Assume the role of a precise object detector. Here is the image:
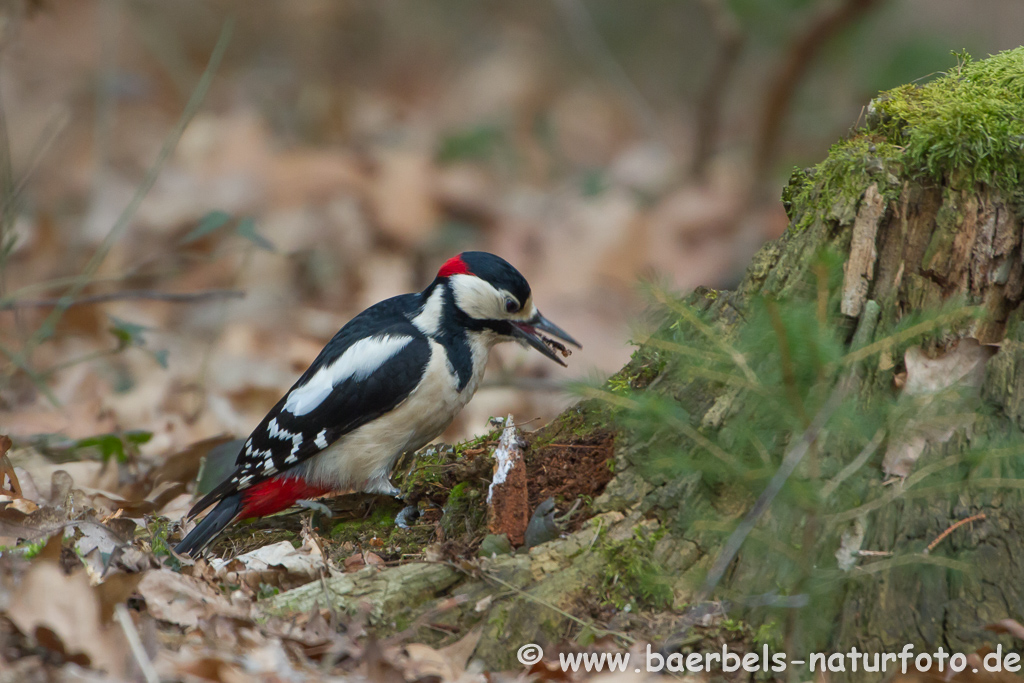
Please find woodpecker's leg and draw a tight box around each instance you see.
[364,472,402,498]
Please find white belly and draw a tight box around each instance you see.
[299,337,489,491]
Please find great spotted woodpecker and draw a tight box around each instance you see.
[174,252,579,554]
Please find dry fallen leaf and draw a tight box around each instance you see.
[138,568,248,628]
[986,618,1024,641]
[367,149,439,249]
[6,561,129,674]
[883,339,997,478]
[210,540,333,590]
[344,550,385,572]
[0,435,22,498]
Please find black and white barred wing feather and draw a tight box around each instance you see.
[187,314,429,519]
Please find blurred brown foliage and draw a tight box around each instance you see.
[0,0,1021,457]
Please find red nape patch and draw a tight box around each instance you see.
[437,254,471,278]
[238,477,334,519]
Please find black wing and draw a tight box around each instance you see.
[188,295,430,517]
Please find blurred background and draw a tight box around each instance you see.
[1,0,1022,453]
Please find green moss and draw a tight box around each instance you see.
[528,401,599,451]
[399,445,455,499]
[330,502,398,542]
[440,481,486,538]
[871,49,1024,197]
[599,527,673,610]
[607,352,665,396]
[786,136,903,233]
[785,48,1024,235]
[12,538,48,559]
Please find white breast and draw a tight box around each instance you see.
[300,336,491,492]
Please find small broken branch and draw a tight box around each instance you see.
[114,603,160,683]
[1,288,244,311]
[925,513,986,554]
[486,416,529,547]
[0,434,21,498]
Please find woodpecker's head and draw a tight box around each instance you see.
[434,252,580,365]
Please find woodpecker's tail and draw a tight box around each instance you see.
[174,493,243,556]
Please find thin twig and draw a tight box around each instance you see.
[587,518,604,552]
[854,553,971,575]
[551,0,664,143]
[925,513,986,554]
[650,287,760,385]
[477,566,635,644]
[114,603,159,683]
[12,19,235,392]
[1,288,244,310]
[820,428,884,499]
[0,110,68,225]
[663,377,852,651]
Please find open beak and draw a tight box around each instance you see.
[511,311,581,366]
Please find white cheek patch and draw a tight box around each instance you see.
[449,274,504,320]
[284,335,413,416]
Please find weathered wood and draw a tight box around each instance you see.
[841,183,885,317]
[264,561,461,619]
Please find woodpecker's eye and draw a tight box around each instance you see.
[505,298,520,314]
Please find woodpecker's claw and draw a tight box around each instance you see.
[296,499,334,517]
[511,311,581,366]
[365,475,402,498]
[395,505,420,529]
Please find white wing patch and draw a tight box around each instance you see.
[283,334,414,416]
[449,273,504,320]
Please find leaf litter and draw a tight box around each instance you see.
[0,430,537,682]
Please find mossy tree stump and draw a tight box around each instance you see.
[269,48,1024,676]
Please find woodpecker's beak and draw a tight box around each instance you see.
[511,312,581,366]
